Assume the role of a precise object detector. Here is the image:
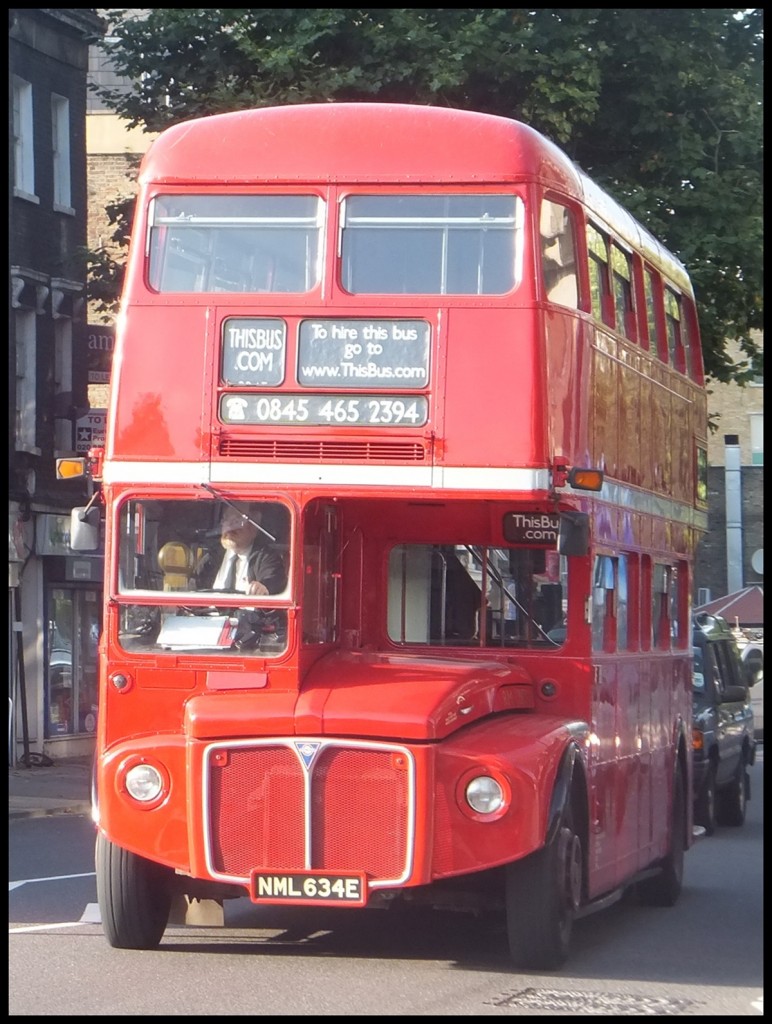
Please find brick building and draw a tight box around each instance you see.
[694,335,764,605]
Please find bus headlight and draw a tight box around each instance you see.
[125,763,164,803]
[465,775,505,814]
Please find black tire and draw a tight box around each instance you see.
[505,802,583,970]
[715,760,748,828]
[96,832,173,949]
[636,767,685,907]
[693,764,717,835]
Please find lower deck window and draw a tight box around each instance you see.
[387,543,566,648]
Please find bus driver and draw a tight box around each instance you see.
[203,503,286,596]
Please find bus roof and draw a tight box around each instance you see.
[139,103,580,189]
[139,102,690,292]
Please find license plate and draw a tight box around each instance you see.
[250,870,366,906]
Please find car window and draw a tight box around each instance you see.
[692,646,705,691]
[714,640,743,695]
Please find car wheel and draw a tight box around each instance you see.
[505,801,582,970]
[715,761,748,828]
[636,766,686,907]
[96,833,173,949]
[693,764,717,835]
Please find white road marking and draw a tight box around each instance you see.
[10,920,91,934]
[9,871,95,891]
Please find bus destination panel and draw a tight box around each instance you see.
[221,317,430,388]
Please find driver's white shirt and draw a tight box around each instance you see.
[213,551,250,593]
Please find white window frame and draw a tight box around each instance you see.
[51,94,72,211]
[12,77,37,200]
[15,310,40,454]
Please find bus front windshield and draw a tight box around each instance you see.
[116,497,290,658]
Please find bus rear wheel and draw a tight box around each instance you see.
[96,833,173,949]
[505,803,582,970]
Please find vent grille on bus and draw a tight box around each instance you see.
[218,437,426,462]
[206,742,412,884]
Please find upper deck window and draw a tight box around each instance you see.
[540,199,578,308]
[610,244,635,339]
[664,287,685,373]
[643,266,662,356]
[340,194,523,295]
[586,224,612,326]
[147,195,323,293]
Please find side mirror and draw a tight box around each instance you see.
[558,511,590,557]
[721,684,749,704]
[70,507,100,551]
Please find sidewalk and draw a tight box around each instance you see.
[8,755,92,819]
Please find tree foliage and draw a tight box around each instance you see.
[92,8,763,382]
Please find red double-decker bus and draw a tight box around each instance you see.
[63,103,708,968]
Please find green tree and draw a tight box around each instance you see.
[92,8,762,382]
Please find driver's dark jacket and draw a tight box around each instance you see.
[197,542,286,595]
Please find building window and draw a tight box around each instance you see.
[54,319,74,452]
[46,586,101,738]
[51,94,72,209]
[12,77,36,198]
[750,413,763,466]
[15,310,39,454]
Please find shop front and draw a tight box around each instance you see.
[10,507,103,764]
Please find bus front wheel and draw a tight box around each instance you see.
[505,802,582,970]
[96,832,173,949]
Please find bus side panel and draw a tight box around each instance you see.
[109,305,213,463]
[442,307,545,470]
[591,330,619,482]
[542,309,592,470]
[430,716,577,880]
[97,735,191,871]
[670,378,694,505]
[616,344,643,487]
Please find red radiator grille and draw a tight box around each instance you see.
[206,742,412,882]
[208,747,305,876]
[218,437,426,462]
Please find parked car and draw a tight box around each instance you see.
[741,641,764,741]
[691,614,757,835]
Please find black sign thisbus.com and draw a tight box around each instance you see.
[220,318,431,427]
